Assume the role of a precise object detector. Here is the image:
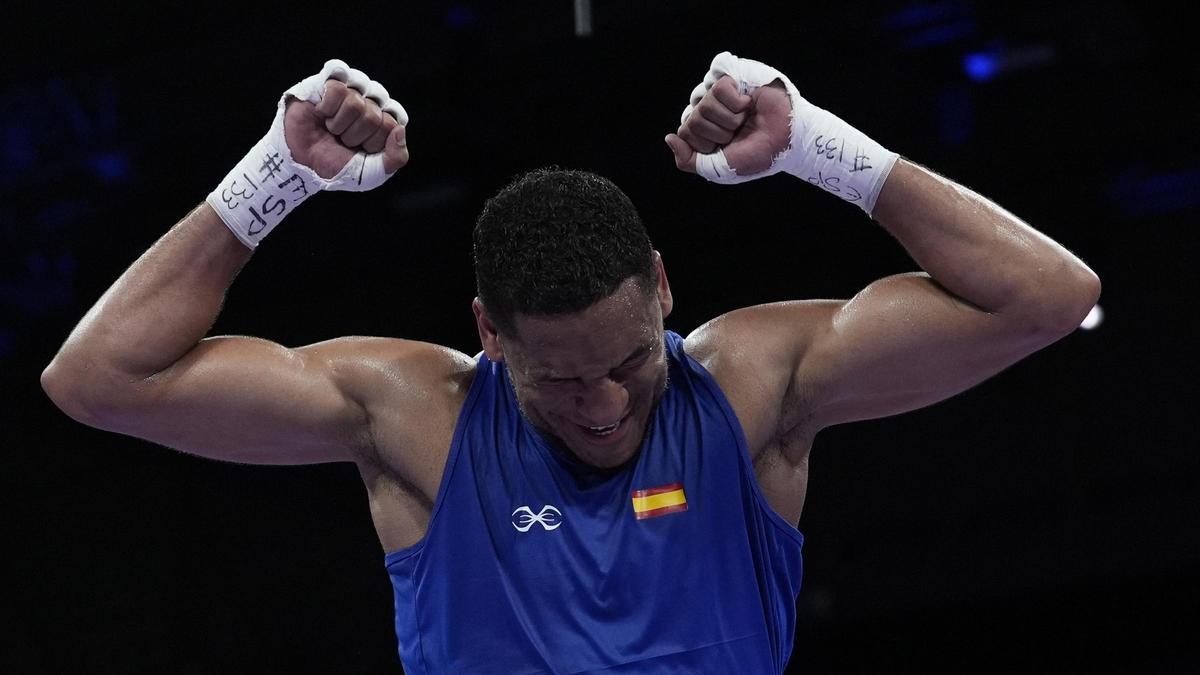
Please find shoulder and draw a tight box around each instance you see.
[299,336,476,392]
[682,300,843,450]
[304,336,478,493]
[682,300,841,375]
[300,336,477,443]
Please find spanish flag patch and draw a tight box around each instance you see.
[631,482,688,520]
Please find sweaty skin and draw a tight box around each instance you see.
[43,68,1099,556]
[473,265,673,471]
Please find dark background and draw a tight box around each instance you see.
[4,1,1198,673]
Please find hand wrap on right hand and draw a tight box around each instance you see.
[207,59,408,249]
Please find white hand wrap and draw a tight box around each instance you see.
[206,59,409,249]
[682,51,899,215]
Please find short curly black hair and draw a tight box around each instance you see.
[473,168,656,338]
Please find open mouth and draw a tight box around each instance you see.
[579,411,632,438]
[585,421,620,436]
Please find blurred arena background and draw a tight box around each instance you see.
[3,1,1197,672]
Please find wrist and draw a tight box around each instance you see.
[206,59,409,250]
[778,102,899,216]
[206,124,323,249]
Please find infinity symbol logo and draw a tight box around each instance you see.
[511,505,564,532]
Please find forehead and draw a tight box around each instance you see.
[508,280,660,372]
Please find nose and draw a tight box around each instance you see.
[576,378,629,426]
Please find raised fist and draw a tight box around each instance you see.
[206,60,412,248]
[285,79,408,179]
[666,75,791,177]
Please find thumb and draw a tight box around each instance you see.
[664,133,696,173]
[383,124,409,174]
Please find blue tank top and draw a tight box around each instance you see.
[385,330,805,673]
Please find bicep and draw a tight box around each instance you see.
[99,336,376,465]
[798,272,1060,430]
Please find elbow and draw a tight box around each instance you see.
[1037,264,1102,337]
[41,359,91,424]
[1061,264,1102,333]
[1081,266,1102,312]
[41,358,115,428]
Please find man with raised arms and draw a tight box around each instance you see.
[43,53,1099,673]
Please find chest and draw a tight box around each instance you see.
[393,434,783,673]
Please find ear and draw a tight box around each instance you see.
[653,250,674,319]
[472,298,506,362]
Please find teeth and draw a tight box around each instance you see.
[587,421,620,435]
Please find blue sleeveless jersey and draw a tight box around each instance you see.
[385,330,805,673]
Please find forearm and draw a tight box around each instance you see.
[871,159,1100,328]
[43,203,252,401]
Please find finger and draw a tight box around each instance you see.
[340,105,384,148]
[324,91,368,136]
[361,115,395,154]
[664,133,696,173]
[685,115,735,147]
[711,76,753,114]
[677,124,717,155]
[315,80,352,118]
[696,97,746,131]
[382,124,409,174]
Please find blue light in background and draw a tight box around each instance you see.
[963,51,1001,82]
[1,77,126,362]
[882,1,972,30]
[963,44,1057,83]
[882,2,978,51]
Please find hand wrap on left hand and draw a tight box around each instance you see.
[682,51,899,215]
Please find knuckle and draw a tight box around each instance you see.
[698,105,723,126]
[324,83,348,104]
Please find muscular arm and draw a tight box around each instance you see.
[674,61,1100,458]
[793,159,1100,432]
[41,203,374,463]
[41,69,425,466]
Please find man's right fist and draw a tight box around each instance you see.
[286,79,409,179]
[207,60,410,249]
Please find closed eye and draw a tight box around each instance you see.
[618,355,647,372]
[535,344,656,385]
